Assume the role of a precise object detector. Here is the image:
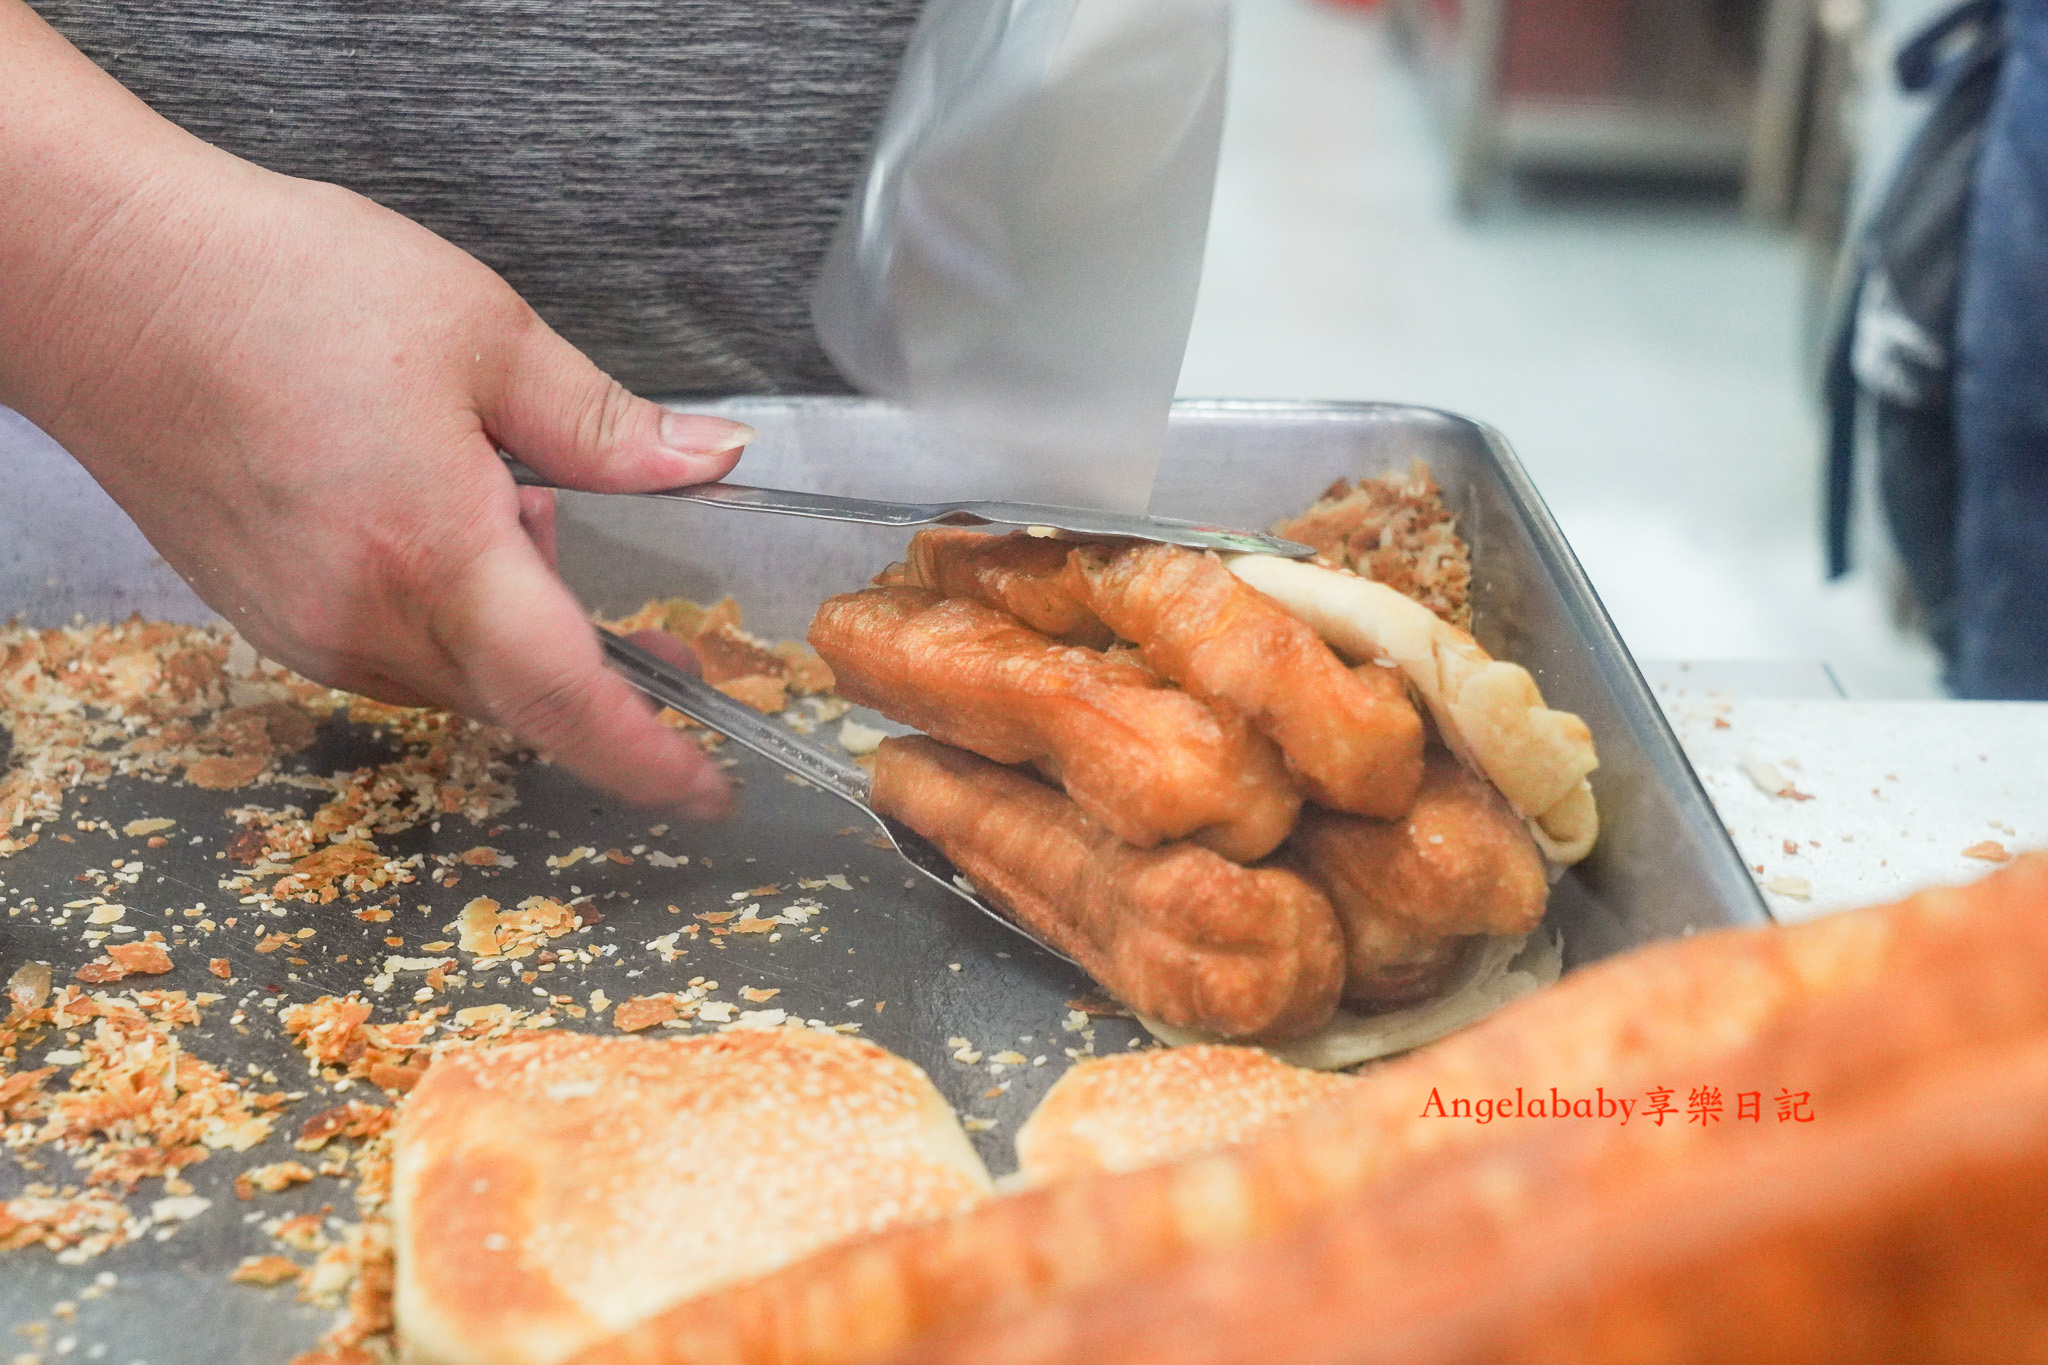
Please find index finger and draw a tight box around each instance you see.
[430,529,734,818]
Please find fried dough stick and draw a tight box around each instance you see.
[563,856,2048,1365]
[1290,750,1549,1007]
[1300,903,1468,1010]
[810,587,1300,862]
[885,532,1426,819]
[1072,543,1425,819]
[880,528,1112,649]
[1229,554,1599,863]
[870,737,1344,1041]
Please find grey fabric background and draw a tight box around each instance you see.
[32,0,922,395]
[9,2,921,624]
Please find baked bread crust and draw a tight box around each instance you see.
[393,1030,990,1365]
[1014,1045,1354,1185]
[890,865,2048,1365]
[1271,464,1474,630]
[898,1024,2048,1365]
[563,855,2048,1365]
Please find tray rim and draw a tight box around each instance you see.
[686,392,1771,931]
[1156,396,1772,930]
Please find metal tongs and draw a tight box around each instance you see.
[599,629,1075,961]
[506,461,1317,559]
[561,459,1314,957]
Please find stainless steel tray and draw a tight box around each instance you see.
[0,397,1763,1362]
[554,397,1769,964]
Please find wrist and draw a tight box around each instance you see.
[0,1,258,439]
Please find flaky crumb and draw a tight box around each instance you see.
[230,1254,305,1287]
[2,988,283,1198]
[1273,462,1472,627]
[235,1160,317,1200]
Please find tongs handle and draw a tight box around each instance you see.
[598,631,873,809]
[507,458,1315,558]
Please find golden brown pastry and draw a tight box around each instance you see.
[1289,750,1548,1007]
[392,1030,991,1365]
[1014,1046,1356,1185]
[1317,914,1471,1011]
[1069,542,1424,820]
[1294,750,1548,938]
[879,531,1427,820]
[563,855,2048,1365]
[871,737,1343,1041]
[811,586,1300,861]
[879,528,1112,649]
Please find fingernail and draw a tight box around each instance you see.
[658,412,755,458]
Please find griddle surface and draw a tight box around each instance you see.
[0,719,1136,1360]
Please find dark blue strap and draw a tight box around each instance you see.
[1822,271,1863,580]
[1898,0,2002,91]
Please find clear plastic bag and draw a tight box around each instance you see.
[813,0,1230,511]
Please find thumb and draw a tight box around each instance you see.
[485,316,753,492]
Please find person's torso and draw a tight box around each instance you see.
[37,0,922,394]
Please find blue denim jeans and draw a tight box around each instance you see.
[1954,0,2048,696]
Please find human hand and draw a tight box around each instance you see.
[0,30,747,815]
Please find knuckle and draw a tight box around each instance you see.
[465,287,545,384]
[488,285,546,341]
[564,372,645,459]
[490,665,607,750]
[364,486,503,604]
